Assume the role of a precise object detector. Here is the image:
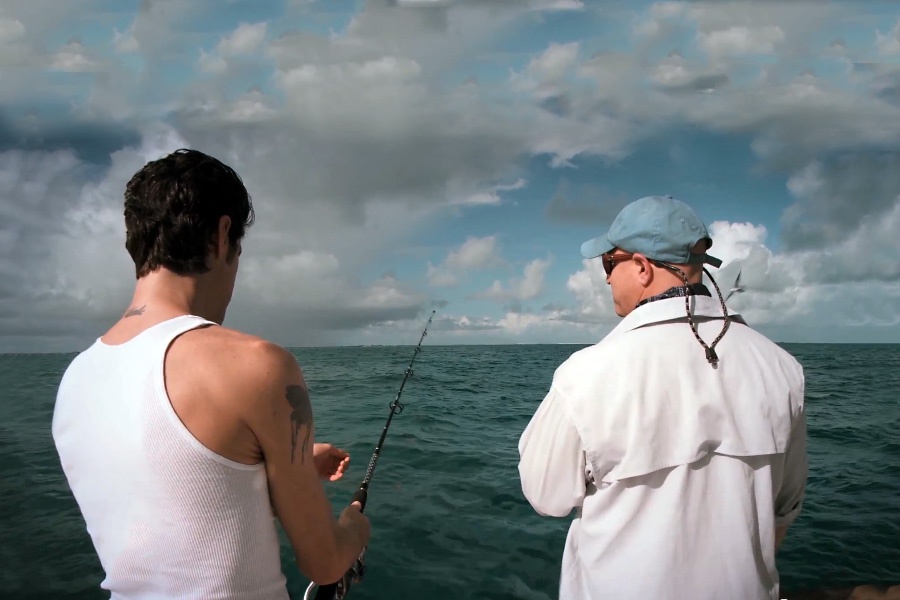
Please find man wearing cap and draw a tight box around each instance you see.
[517,196,808,600]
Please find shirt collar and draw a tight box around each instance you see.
[634,283,711,308]
[603,295,745,340]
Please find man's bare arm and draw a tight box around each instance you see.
[775,525,788,552]
[286,384,313,465]
[243,342,369,584]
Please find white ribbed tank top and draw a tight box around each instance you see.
[52,315,290,600]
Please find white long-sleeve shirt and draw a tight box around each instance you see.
[518,295,807,600]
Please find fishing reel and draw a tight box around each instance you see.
[334,550,366,600]
[303,549,366,600]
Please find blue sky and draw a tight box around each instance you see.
[2,0,900,352]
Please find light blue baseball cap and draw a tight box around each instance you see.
[580,195,722,267]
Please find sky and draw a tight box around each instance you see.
[2,0,900,352]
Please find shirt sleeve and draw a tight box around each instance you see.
[517,385,586,518]
[775,408,808,528]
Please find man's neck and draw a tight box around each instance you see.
[637,273,703,305]
[126,269,223,325]
[635,282,711,308]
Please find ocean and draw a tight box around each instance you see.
[1,343,898,599]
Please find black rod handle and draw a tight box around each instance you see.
[351,487,368,512]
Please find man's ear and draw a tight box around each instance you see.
[214,215,232,258]
[634,254,654,287]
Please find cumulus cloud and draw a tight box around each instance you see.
[219,22,267,56]
[698,24,785,57]
[782,154,900,251]
[50,40,102,72]
[0,125,430,351]
[455,178,527,206]
[516,42,580,98]
[427,236,503,287]
[876,20,900,56]
[476,257,552,302]
[3,0,900,349]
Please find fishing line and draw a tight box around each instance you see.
[304,310,436,600]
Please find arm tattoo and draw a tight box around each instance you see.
[286,384,313,464]
[124,305,146,318]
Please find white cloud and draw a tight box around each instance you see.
[528,42,580,84]
[426,265,459,288]
[876,20,900,55]
[196,22,268,74]
[427,236,503,287]
[49,41,101,72]
[496,311,547,334]
[478,257,552,302]
[3,0,900,347]
[537,0,584,10]
[698,25,785,57]
[112,26,139,53]
[198,49,228,74]
[456,178,527,206]
[0,17,25,45]
[563,258,617,324]
[0,122,437,350]
[218,22,267,56]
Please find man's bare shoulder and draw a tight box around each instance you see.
[170,325,303,395]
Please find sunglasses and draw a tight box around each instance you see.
[601,252,634,276]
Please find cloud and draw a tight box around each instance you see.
[520,42,580,96]
[49,40,102,72]
[3,0,900,349]
[876,20,900,56]
[526,1,900,177]
[545,180,630,224]
[476,257,552,302]
[0,17,25,48]
[558,258,618,325]
[198,22,269,74]
[697,211,900,328]
[782,154,900,251]
[455,178,527,206]
[427,236,503,287]
[431,314,500,332]
[219,22,267,56]
[649,53,730,93]
[698,25,785,57]
[112,26,139,53]
[0,125,433,352]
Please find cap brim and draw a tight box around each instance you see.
[581,236,614,259]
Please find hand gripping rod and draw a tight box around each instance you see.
[305,310,436,600]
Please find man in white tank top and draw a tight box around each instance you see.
[52,149,370,599]
[517,196,808,600]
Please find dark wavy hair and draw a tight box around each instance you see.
[123,149,255,278]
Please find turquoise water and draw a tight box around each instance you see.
[1,344,898,599]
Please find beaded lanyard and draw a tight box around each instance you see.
[651,261,731,367]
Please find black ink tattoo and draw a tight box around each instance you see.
[124,305,146,318]
[286,385,313,464]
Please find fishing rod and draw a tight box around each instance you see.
[304,310,436,600]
